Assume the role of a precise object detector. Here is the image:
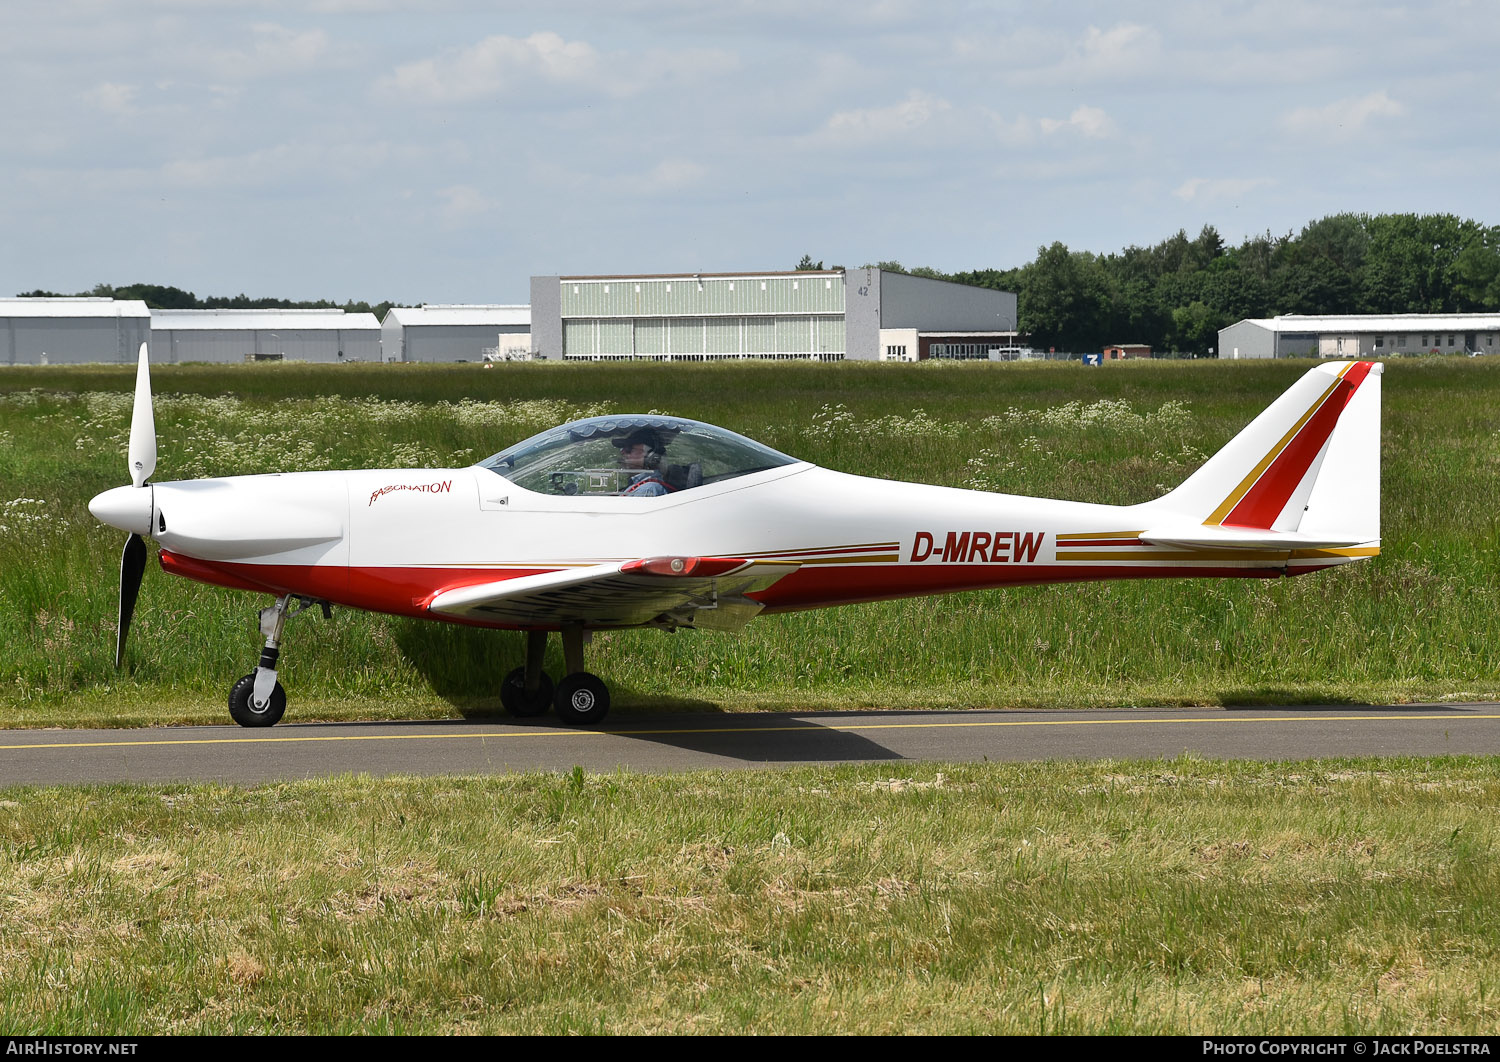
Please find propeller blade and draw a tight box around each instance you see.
[116,532,147,669]
[128,342,156,488]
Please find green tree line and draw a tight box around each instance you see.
[838,212,1500,354]
[15,282,399,323]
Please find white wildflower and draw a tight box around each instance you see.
[0,498,48,537]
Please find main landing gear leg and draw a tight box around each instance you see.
[227,595,328,728]
[501,629,554,717]
[554,622,610,726]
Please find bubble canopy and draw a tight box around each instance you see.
[477,415,801,497]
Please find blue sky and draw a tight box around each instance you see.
[2,0,1495,304]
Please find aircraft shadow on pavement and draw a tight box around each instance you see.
[585,713,905,764]
[393,619,739,717]
[284,711,904,764]
[1218,695,1479,712]
[1215,689,1376,707]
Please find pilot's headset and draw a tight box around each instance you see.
[614,428,665,469]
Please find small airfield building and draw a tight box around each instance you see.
[2,298,151,365]
[529,269,1018,362]
[1219,314,1500,359]
[150,309,380,363]
[380,305,532,363]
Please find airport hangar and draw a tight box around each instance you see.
[0,300,379,364]
[380,305,532,363]
[1219,313,1500,359]
[1,298,151,365]
[529,269,1019,362]
[150,309,380,363]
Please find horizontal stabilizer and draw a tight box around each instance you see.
[1140,524,1371,551]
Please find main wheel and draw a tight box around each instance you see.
[553,672,610,726]
[228,673,286,728]
[500,666,554,717]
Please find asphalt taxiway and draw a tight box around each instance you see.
[2,705,1499,786]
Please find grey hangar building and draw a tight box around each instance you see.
[379,304,532,363]
[1,300,378,365]
[1218,314,1500,359]
[529,269,1018,362]
[151,309,380,363]
[2,298,151,365]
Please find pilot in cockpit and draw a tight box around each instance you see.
[612,428,671,497]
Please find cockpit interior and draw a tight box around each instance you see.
[477,415,800,497]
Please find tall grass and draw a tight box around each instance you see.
[2,358,1496,724]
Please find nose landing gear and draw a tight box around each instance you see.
[227,594,329,728]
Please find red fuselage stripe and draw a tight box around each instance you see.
[161,551,1319,628]
[1222,360,1373,529]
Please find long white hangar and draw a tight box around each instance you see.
[1,298,151,365]
[1219,314,1500,359]
[528,270,1018,362]
[150,309,380,363]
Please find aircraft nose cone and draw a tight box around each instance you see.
[89,485,154,535]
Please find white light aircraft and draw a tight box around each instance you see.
[89,346,1381,728]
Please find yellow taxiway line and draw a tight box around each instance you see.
[4,712,1500,752]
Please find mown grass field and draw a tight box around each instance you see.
[3,758,1499,1034]
[2,356,1497,726]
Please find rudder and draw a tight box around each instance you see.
[1152,361,1381,543]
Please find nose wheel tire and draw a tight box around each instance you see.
[553,672,610,726]
[500,666,555,718]
[228,673,286,728]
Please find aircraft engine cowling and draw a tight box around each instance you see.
[151,473,348,563]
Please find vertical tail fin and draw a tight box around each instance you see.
[1145,361,1381,549]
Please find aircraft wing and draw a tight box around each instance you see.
[425,557,800,632]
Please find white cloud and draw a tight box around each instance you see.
[384,32,598,102]
[1040,105,1114,139]
[1282,91,1406,140]
[378,31,736,104]
[435,184,496,228]
[823,90,952,141]
[981,110,1036,146]
[155,139,418,190]
[630,158,707,193]
[162,145,298,189]
[1173,177,1274,202]
[1077,23,1155,64]
[203,23,333,79]
[83,82,138,115]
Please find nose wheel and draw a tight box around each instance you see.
[229,673,286,727]
[500,625,611,725]
[226,594,327,728]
